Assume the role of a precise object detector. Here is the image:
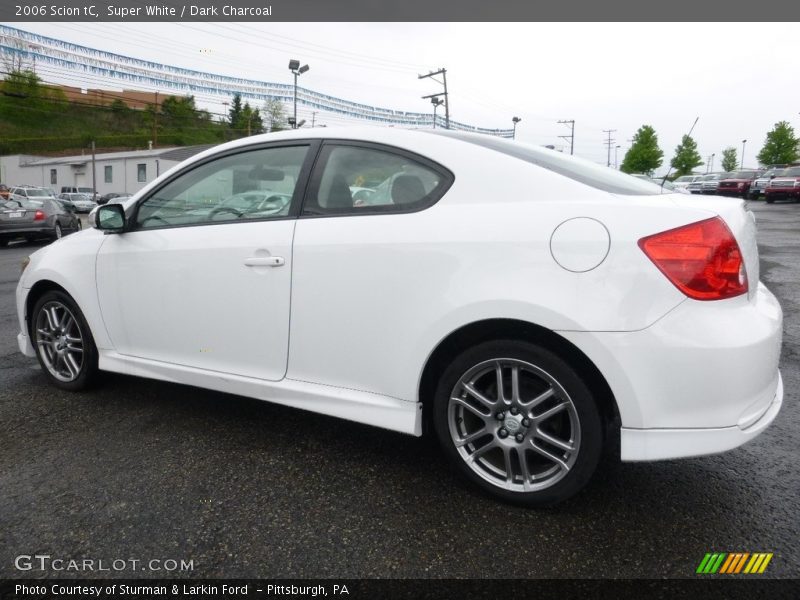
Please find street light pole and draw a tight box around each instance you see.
[741,139,747,169]
[615,145,620,169]
[512,116,521,139]
[288,59,310,129]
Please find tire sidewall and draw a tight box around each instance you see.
[433,339,603,507]
[31,290,98,391]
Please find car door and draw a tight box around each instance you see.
[96,142,315,381]
[289,141,454,395]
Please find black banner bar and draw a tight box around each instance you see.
[2,579,799,600]
[2,0,799,22]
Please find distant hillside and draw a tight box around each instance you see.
[0,70,249,155]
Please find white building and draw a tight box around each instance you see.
[0,145,213,195]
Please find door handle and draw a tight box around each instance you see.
[244,256,285,267]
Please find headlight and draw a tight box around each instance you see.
[793,181,800,188]
[21,256,30,274]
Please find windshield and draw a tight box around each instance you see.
[777,167,800,177]
[3,199,41,209]
[24,188,51,197]
[431,131,666,195]
[728,171,758,179]
[674,175,694,182]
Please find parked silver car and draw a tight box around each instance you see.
[750,169,782,200]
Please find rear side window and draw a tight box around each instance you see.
[303,143,453,215]
[432,131,666,195]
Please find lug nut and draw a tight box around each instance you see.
[496,411,505,420]
[498,428,509,438]
[515,433,524,442]
[521,418,530,427]
[510,406,519,415]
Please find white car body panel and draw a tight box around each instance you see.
[16,127,783,461]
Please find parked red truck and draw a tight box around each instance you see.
[717,170,762,198]
[765,166,800,203]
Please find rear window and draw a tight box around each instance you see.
[431,131,665,195]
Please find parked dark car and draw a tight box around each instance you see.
[98,192,129,205]
[0,197,81,247]
[717,170,763,198]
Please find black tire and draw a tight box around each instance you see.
[54,223,63,241]
[0,238,8,247]
[433,340,603,507]
[766,197,774,204]
[30,290,99,391]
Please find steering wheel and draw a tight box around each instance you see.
[208,206,244,219]
[140,215,169,227]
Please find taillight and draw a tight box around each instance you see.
[638,217,747,301]
[33,210,45,221]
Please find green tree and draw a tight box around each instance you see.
[756,121,799,166]
[228,93,243,129]
[160,95,200,131]
[620,125,664,174]
[670,134,704,177]
[263,98,288,132]
[720,147,738,172]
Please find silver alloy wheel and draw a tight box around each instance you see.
[55,223,62,239]
[34,300,84,382]
[448,358,581,492]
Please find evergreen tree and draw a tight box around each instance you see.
[228,93,243,129]
[620,125,664,174]
[670,135,704,177]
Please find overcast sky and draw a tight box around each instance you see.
[12,22,800,171]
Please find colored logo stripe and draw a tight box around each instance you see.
[697,552,773,574]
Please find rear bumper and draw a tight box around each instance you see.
[0,225,54,237]
[620,372,783,460]
[560,282,783,461]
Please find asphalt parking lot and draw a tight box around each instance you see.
[0,201,798,579]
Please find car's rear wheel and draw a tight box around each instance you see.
[54,223,63,240]
[766,197,774,204]
[433,340,603,506]
[31,290,98,391]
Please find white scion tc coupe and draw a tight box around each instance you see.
[16,128,783,505]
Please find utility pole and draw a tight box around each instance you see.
[419,68,449,129]
[558,119,575,155]
[615,145,621,169]
[603,129,617,167]
[312,111,317,128]
[91,140,96,200]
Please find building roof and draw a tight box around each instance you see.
[20,145,214,167]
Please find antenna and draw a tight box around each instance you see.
[661,117,699,192]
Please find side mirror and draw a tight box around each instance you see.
[90,203,126,233]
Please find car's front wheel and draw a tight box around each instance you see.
[31,290,99,391]
[433,340,603,506]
